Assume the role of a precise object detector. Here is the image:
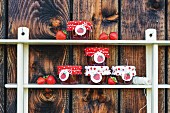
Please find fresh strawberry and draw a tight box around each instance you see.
[93,74,100,80]
[109,32,118,40]
[46,75,56,84]
[37,77,46,84]
[56,30,67,40]
[99,32,108,40]
[108,77,117,85]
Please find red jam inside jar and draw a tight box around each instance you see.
[57,66,82,84]
[84,47,109,66]
[111,66,136,84]
[67,21,92,40]
[85,66,111,84]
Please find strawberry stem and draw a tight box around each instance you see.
[63,30,67,35]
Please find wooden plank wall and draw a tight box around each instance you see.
[0,0,169,113]
[0,0,5,113]
[72,0,118,113]
[121,0,165,113]
[168,0,170,113]
[8,0,71,113]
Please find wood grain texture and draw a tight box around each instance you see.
[168,1,170,112]
[168,47,170,112]
[6,46,17,113]
[0,0,5,112]
[8,0,70,39]
[72,0,118,113]
[0,47,4,113]
[121,0,165,113]
[29,46,70,113]
[8,0,70,113]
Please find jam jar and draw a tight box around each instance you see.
[111,66,136,84]
[67,21,92,40]
[84,47,109,66]
[57,66,82,84]
[85,66,111,84]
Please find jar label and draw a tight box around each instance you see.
[59,70,69,81]
[94,52,105,64]
[75,25,86,36]
[121,72,133,81]
[90,72,102,83]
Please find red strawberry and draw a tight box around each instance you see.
[46,75,56,84]
[93,74,100,80]
[37,77,46,84]
[77,28,84,33]
[97,56,103,62]
[61,73,66,79]
[109,32,118,40]
[56,30,67,40]
[124,73,131,80]
[108,77,117,85]
[99,32,108,40]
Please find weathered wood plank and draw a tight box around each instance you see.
[0,47,4,113]
[72,0,118,113]
[6,46,17,113]
[0,0,5,113]
[29,45,70,113]
[8,0,70,113]
[121,0,165,113]
[168,47,170,112]
[167,0,170,112]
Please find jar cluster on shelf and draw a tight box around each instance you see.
[49,47,138,85]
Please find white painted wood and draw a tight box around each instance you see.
[18,27,29,113]
[23,84,152,88]
[158,84,170,88]
[152,44,158,113]
[145,29,157,41]
[2,39,170,45]
[0,39,20,44]
[5,84,17,88]
[17,43,24,113]
[5,84,152,88]
[23,44,29,113]
[146,45,153,113]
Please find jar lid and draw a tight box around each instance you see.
[57,66,82,75]
[84,47,109,57]
[111,66,136,81]
[67,21,92,31]
[84,66,111,76]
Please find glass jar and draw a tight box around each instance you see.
[67,21,92,40]
[111,66,136,84]
[85,66,111,84]
[84,47,109,66]
[57,66,82,84]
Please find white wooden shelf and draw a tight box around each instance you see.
[5,84,152,89]
[7,83,170,89]
[1,39,170,45]
[0,28,165,113]
[158,84,170,88]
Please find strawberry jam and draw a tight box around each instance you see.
[57,66,82,84]
[84,47,109,66]
[111,66,136,84]
[85,66,111,84]
[67,21,92,40]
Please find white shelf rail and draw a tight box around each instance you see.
[5,84,152,89]
[1,39,170,45]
